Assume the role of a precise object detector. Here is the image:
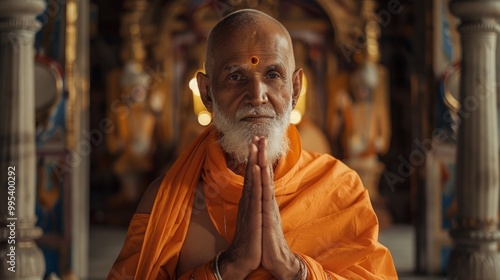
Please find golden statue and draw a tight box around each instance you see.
[344,64,390,161]
[106,0,157,204]
[342,0,391,207]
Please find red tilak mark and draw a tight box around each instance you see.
[251,56,259,65]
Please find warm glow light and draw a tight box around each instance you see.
[190,70,208,116]
[290,109,302,124]
[198,111,212,126]
[189,77,200,96]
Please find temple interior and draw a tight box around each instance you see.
[1,0,500,279]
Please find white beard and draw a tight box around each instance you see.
[212,101,291,164]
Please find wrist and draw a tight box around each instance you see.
[293,254,308,280]
[269,252,304,280]
[217,251,250,280]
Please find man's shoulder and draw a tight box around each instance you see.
[299,149,353,174]
[294,150,370,213]
[298,150,364,192]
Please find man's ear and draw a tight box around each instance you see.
[197,71,213,112]
[291,68,303,108]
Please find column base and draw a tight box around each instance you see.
[448,229,500,279]
[0,240,45,279]
[448,248,500,280]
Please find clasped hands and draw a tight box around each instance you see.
[218,136,304,280]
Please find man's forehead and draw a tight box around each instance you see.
[206,14,295,75]
[213,34,293,67]
[228,29,290,47]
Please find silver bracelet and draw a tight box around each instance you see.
[212,250,224,280]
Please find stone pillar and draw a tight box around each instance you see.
[448,1,500,279]
[65,0,90,277]
[0,0,46,279]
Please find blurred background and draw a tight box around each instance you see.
[3,0,496,279]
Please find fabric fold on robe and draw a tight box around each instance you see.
[108,124,398,280]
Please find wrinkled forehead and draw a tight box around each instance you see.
[213,27,294,68]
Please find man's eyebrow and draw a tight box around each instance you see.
[223,65,246,73]
[265,63,286,71]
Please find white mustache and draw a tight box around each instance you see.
[235,106,276,119]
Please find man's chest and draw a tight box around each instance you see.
[176,182,229,277]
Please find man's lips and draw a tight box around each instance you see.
[240,116,274,122]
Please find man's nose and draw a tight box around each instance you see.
[245,78,268,107]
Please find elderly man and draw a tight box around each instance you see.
[109,9,397,280]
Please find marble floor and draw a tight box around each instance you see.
[89,224,445,280]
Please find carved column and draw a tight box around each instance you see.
[448,1,500,279]
[0,0,46,279]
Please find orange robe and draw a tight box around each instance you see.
[108,125,397,279]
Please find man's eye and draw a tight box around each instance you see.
[228,74,244,81]
[267,72,281,79]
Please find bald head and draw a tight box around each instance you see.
[204,9,295,77]
[196,9,303,164]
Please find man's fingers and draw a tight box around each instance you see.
[252,165,262,199]
[238,141,258,218]
[257,137,268,168]
[241,136,261,210]
[228,142,263,276]
[257,138,293,277]
[258,138,274,203]
[244,141,258,188]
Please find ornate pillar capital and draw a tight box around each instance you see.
[457,20,500,34]
[0,0,45,31]
[0,0,46,17]
[450,0,500,19]
[0,18,41,32]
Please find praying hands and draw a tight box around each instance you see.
[218,136,306,280]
